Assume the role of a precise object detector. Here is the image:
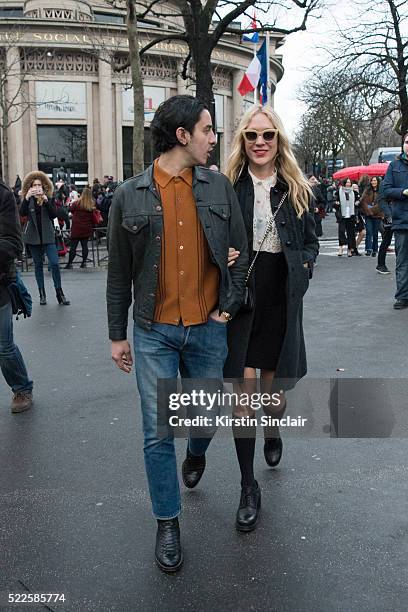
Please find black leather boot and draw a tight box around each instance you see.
[264,436,283,467]
[155,518,183,573]
[182,448,206,488]
[236,481,261,532]
[56,288,70,305]
[39,288,46,305]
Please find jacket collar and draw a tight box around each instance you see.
[135,162,210,190]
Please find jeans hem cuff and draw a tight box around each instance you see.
[153,509,181,520]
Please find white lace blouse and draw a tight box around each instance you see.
[249,168,282,253]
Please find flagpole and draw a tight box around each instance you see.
[266,31,271,106]
[253,40,257,105]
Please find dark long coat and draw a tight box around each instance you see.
[223,170,319,390]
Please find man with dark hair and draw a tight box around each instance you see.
[381,132,408,308]
[107,95,248,572]
[0,180,33,412]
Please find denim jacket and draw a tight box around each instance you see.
[107,164,249,340]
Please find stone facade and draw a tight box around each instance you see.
[0,0,284,184]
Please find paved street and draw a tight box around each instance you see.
[1,235,407,612]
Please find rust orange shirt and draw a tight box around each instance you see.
[153,160,219,326]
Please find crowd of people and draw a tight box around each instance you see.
[9,173,120,302]
[305,172,395,275]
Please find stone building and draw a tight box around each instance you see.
[0,0,284,185]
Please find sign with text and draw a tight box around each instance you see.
[122,86,166,123]
[36,82,87,119]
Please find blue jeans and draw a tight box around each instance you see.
[394,230,408,301]
[365,218,381,253]
[0,301,33,394]
[133,319,228,519]
[30,243,61,290]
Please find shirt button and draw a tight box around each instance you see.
[153,264,158,269]
[132,225,138,230]
[179,221,183,226]
[156,205,162,211]
[286,241,291,246]
[179,245,184,250]
[174,318,178,323]
[156,236,161,241]
[180,271,184,275]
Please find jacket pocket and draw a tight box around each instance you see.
[121,214,149,234]
[209,205,230,220]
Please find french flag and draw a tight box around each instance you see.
[238,40,267,101]
[242,13,259,43]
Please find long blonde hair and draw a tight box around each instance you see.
[78,187,95,211]
[226,106,311,217]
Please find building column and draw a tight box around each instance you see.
[98,57,114,178]
[232,69,244,131]
[86,82,95,182]
[27,80,38,173]
[5,47,25,185]
[115,83,123,181]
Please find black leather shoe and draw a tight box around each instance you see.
[182,448,206,488]
[393,300,408,310]
[155,518,183,573]
[236,481,261,532]
[264,436,283,467]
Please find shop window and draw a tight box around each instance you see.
[37,125,88,185]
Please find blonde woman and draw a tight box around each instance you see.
[224,105,319,532]
[65,187,95,269]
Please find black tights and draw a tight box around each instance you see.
[233,381,286,487]
[68,238,89,263]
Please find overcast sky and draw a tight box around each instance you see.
[273,0,353,139]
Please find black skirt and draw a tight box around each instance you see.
[245,251,287,371]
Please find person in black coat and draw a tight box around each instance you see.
[0,180,34,413]
[224,105,319,532]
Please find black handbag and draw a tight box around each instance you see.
[240,284,255,314]
[240,192,287,314]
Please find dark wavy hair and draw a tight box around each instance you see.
[150,95,209,153]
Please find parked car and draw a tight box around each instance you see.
[369,147,400,165]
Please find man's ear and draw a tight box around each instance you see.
[175,127,190,147]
